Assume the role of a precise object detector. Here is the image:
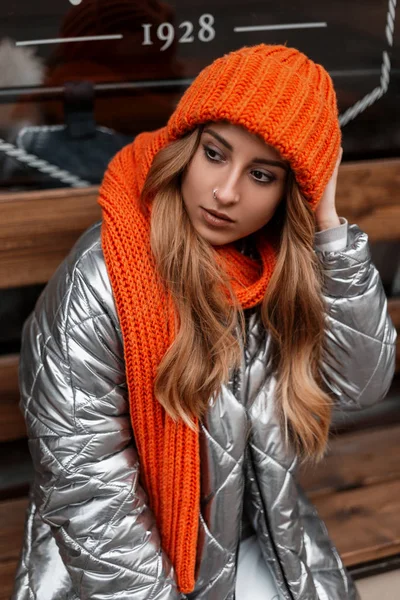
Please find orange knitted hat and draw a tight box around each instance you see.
[99,44,341,594]
[168,43,341,207]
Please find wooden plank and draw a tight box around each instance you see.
[335,159,400,243]
[336,159,400,214]
[300,424,400,567]
[0,498,26,596]
[0,159,398,289]
[313,478,400,567]
[0,559,19,600]
[0,355,25,442]
[348,205,400,244]
[389,297,400,329]
[0,497,27,563]
[299,423,400,496]
[0,186,101,289]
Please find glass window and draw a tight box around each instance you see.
[0,0,398,191]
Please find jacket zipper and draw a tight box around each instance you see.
[249,458,295,600]
[231,365,244,600]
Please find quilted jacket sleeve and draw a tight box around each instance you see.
[19,226,181,600]
[316,223,397,410]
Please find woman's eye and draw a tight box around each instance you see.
[251,170,274,184]
[204,146,223,162]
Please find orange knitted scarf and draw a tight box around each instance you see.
[99,127,276,593]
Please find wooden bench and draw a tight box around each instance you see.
[0,158,399,599]
[300,418,400,570]
[1,420,400,600]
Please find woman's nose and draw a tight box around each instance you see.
[215,174,240,205]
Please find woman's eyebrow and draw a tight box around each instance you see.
[203,127,288,170]
[204,128,234,151]
[252,157,289,171]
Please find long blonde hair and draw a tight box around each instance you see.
[141,126,333,461]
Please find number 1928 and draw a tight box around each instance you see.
[142,14,216,51]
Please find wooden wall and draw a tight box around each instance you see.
[0,158,399,289]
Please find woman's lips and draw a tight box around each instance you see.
[206,208,234,222]
[200,207,235,227]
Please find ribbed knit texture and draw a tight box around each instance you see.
[168,44,341,207]
[99,128,275,593]
[99,44,340,593]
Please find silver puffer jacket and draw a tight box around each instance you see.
[13,222,396,600]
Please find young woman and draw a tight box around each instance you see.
[13,44,396,600]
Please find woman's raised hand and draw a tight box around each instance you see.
[314,147,343,231]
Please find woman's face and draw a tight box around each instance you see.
[181,122,288,246]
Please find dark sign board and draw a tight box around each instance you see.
[0,0,398,190]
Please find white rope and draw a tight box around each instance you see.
[339,0,396,126]
[339,51,391,126]
[0,133,91,187]
[386,0,397,45]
